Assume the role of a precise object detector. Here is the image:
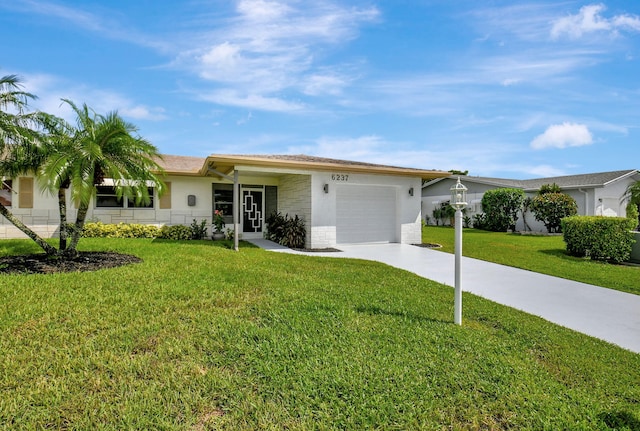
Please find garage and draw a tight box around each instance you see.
[336,185,397,244]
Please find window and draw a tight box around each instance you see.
[1,180,12,207]
[95,186,154,208]
[213,184,234,223]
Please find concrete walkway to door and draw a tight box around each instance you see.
[248,239,640,354]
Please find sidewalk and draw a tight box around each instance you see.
[248,239,640,353]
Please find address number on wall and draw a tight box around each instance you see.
[331,174,349,182]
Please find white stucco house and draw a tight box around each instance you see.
[422,170,640,232]
[1,154,448,248]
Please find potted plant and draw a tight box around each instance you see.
[212,210,226,240]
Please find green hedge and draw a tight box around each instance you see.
[158,224,192,240]
[81,221,209,240]
[561,216,636,263]
[82,222,161,238]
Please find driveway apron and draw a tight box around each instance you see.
[249,239,640,354]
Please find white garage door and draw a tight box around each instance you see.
[336,185,397,244]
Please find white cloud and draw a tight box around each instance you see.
[174,0,379,111]
[198,89,305,113]
[551,4,640,40]
[530,122,593,149]
[120,105,167,121]
[237,0,292,22]
[613,14,640,32]
[289,135,386,160]
[470,4,559,42]
[1,0,169,51]
[301,72,349,96]
[20,73,167,122]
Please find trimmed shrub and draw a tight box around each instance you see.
[562,216,636,263]
[472,213,488,230]
[82,222,161,238]
[530,184,578,233]
[190,219,208,240]
[481,188,525,232]
[158,224,193,240]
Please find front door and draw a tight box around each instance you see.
[242,188,264,237]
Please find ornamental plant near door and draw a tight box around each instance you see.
[265,211,306,248]
[213,210,225,233]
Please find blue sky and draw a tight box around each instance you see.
[2,0,639,178]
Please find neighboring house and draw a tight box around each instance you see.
[422,170,640,232]
[0,154,448,248]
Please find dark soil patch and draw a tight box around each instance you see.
[0,252,142,275]
[412,243,442,248]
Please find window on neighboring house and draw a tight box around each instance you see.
[1,180,13,207]
[95,186,154,208]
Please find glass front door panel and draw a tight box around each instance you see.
[243,190,263,233]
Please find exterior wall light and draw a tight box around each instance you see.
[323,184,329,194]
[449,177,468,325]
[409,187,414,196]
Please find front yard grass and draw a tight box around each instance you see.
[0,238,639,430]
[423,226,640,296]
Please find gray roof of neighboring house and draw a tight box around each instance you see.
[424,169,640,191]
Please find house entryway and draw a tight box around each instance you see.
[242,187,264,238]
[213,183,277,240]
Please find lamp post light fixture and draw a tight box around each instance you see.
[450,177,468,325]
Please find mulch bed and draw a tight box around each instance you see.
[412,243,442,248]
[0,252,142,275]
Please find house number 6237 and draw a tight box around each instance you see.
[331,174,349,182]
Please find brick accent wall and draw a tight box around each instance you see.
[278,174,312,247]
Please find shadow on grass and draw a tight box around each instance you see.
[151,239,258,249]
[599,411,640,430]
[538,249,577,260]
[355,305,450,325]
[0,239,48,256]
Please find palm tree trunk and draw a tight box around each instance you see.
[65,201,89,256]
[58,187,67,251]
[0,203,57,255]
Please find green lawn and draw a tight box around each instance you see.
[423,226,640,296]
[0,238,639,430]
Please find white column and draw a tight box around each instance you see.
[233,170,239,252]
[454,208,463,325]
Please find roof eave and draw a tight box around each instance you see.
[203,155,448,180]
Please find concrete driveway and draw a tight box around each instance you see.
[249,239,640,354]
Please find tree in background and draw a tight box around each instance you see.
[624,181,640,230]
[530,183,578,233]
[520,196,533,232]
[480,188,525,232]
[448,169,468,176]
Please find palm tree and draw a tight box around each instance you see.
[39,99,166,257]
[0,74,58,254]
[625,181,640,206]
[624,181,640,230]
